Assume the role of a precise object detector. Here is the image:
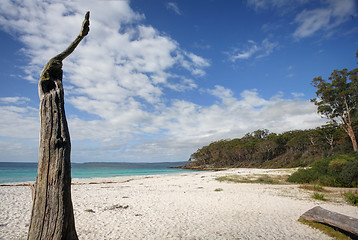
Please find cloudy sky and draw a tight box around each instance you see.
[0,0,357,162]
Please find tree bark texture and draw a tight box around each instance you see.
[347,125,358,152]
[28,12,90,240]
[28,83,77,240]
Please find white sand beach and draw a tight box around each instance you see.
[1,168,358,240]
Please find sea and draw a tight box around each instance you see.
[0,161,193,184]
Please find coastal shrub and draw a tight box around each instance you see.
[287,168,319,184]
[287,153,358,187]
[344,191,358,206]
[339,161,358,187]
[329,158,347,171]
[312,192,326,201]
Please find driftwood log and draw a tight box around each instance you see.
[27,12,90,240]
[300,206,358,238]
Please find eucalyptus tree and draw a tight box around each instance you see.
[311,59,358,152]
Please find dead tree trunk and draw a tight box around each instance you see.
[27,12,90,240]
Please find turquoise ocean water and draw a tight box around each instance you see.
[0,162,192,184]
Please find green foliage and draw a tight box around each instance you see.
[185,125,355,170]
[214,188,223,192]
[329,158,347,171]
[343,191,358,206]
[287,153,358,187]
[339,160,358,187]
[311,64,358,152]
[287,168,319,184]
[312,192,326,201]
[311,69,353,120]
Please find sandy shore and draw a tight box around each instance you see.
[1,168,357,240]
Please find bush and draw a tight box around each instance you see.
[329,154,355,170]
[344,191,358,206]
[287,153,358,187]
[312,192,326,201]
[287,168,318,183]
[329,158,347,171]
[339,161,358,187]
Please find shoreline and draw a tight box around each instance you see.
[1,168,357,239]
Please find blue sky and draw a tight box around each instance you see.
[0,0,357,162]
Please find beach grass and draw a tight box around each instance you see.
[343,191,358,206]
[299,184,330,192]
[312,192,326,201]
[216,174,288,185]
[298,218,352,240]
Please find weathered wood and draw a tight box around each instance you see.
[300,206,358,238]
[27,12,90,240]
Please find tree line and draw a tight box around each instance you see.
[185,126,354,169]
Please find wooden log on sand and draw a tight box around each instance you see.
[300,206,358,238]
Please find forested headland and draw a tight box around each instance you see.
[184,127,356,169]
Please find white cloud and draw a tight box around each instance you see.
[0,105,39,139]
[165,77,198,92]
[176,51,210,77]
[230,38,278,62]
[231,44,259,60]
[167,2,182,15]
[291,92,304,98]
[256,38,279,58]
[286,73,295,78]
[153,87,325,148]
[247,0,356,39]
[0,139,38,162]
[0,1,210,107]
[247,0,286,10]
[0,97,30,105]
[293,0,356,39]
[0,87,325,162]
[0,96,39,141]
[247,0,308,12]
[293,8,331,39]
